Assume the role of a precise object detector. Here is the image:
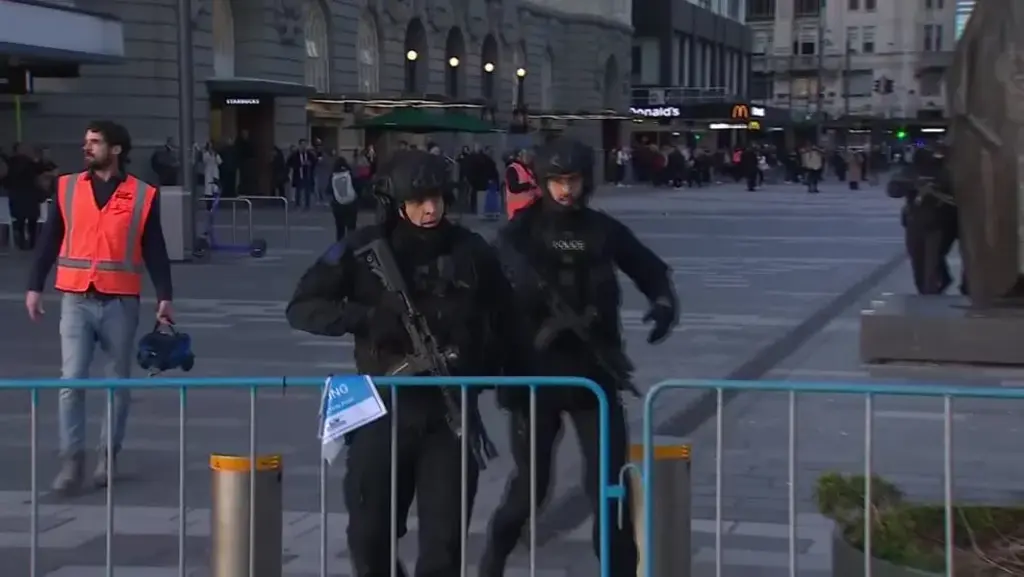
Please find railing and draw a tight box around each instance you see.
[0,375,616,577]
[199,196,254,244]
[238,196,290,247]
[7,373,1016,576]
[641,378,1024,577]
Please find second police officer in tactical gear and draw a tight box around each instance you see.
[286,150,526,577]
[482,137,679,577]
[887,145,963,295]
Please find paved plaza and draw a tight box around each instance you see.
[0,178,953,576]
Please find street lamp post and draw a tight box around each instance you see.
[513,67,528,131]
[482,61,495,100]
[405,49,418,93]
[177,0,194,253]
[515,67,526,109]
[448,56,460,97]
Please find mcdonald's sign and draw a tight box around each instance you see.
[731,104,765,120]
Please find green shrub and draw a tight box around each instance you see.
[813,472,1024,575]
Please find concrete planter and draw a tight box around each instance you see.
[832,528,941,577]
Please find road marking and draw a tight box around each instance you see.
[313,362,358,370]
[874,410,967,422]
[770,368,869,379]
[299,340,353,347]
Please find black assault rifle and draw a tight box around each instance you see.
[500,240,641,398]
[354,238,498,468]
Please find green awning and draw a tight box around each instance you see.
[354,108,497,133]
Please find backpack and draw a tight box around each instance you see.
[331,171,357,204]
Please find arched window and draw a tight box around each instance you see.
[357,12,380,93]
[212,0,235,77]
[540,49,553,110]
[304,0,330,93]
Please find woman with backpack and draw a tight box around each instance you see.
[329,157,359,240]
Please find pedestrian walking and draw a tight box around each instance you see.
[24,120,175,494]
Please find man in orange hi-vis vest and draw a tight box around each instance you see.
[503,148,541,219]
[24,121,175,495]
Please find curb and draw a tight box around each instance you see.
[532,248,909,544]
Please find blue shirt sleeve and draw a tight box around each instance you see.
[26,200,63,292]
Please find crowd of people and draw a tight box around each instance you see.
[605,140,891,193]
[0,143,59,251]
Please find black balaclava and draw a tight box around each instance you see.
[389,200,453,262]
[538,174,590,224]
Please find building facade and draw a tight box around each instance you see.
[628,0,753,148]
[955,0,974,38]
[631,0,750,95]
[748,0,956,124]
[4,0,632,178]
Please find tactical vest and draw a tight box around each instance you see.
[531,212,619,324]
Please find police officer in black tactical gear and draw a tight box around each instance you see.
[482,137,679,577]
[887,146,963,295]
[286,149,526,577]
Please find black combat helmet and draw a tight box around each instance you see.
[372,149,453,223]
[533,137,595,202]
[375,149,450,203]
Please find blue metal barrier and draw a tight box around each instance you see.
[640,378,1024,577]
[0,375,615,577]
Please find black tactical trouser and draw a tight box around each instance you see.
[482,392,636,576]
[344,412,480,577]
[904,205,959,295]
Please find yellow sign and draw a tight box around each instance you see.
[747,121,761,130]
[731,104,749,119]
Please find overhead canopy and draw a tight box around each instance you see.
[206,77,317,97]
[0,0,124,64]
[354,108,498,133]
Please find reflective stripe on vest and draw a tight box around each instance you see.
[53,173,152,295]
[57,174,149,274]
[505,162,540,219]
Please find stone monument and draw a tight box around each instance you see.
[860,0,1024,379]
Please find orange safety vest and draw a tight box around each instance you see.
[504,162,541,219]
[54,172,157,296]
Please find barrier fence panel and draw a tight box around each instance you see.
[640,378,1024,577]
[0,375,617,577]
[239,196,290,247]
[199,197,254,243]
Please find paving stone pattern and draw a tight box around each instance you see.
[0,180,906,575]
[681,258,1024,575]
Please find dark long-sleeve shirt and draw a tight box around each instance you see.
[27,171,174,301]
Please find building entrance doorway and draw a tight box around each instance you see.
[209,95,276,196]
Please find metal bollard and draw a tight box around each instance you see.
[630,439,691,577]
[210,454,284,577]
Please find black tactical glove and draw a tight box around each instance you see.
[367,292,409,345]
[642,299,677,345]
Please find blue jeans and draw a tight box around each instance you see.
[296,180,315,209]
[58,293,140,457]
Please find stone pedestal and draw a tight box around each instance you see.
[860,294,1024,366]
